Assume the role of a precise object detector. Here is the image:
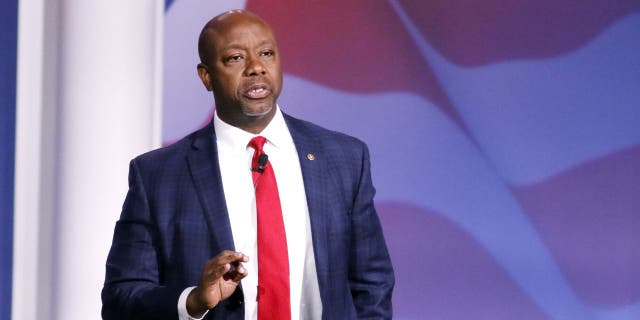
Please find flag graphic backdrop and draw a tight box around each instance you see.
[163,1,640,319]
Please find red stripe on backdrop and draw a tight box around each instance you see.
[245,0,464,127]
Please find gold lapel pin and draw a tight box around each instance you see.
[306,153,315,160]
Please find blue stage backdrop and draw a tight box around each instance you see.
[0,0,18,318]
[163,1,640,319]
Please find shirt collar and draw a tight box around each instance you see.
[213,105,291,151]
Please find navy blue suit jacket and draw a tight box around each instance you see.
[102,113,394,319]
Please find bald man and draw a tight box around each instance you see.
[102,10,394,320]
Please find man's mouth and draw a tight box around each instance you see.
[244,85,270,99]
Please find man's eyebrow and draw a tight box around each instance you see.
[221,40,275,53]
[221,44,247,52]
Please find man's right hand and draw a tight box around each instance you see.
[186,251,249,317]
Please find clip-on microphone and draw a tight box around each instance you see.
[253,154,268,173]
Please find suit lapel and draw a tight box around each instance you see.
[284,114,332,300]
[186,124,236,252]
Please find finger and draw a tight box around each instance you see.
[226,253,249,271]
[200,262,231,285]
[208,251,248,267]
[223,262,248,282]
[233,265,248,281]
[201,252,248,284]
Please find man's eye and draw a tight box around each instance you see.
[227,55,243,62]
[260,50,274,57]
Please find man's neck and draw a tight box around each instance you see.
[217,106,277,134]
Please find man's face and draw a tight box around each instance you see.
[199,16,283,128]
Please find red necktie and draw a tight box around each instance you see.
[249,136,291,320]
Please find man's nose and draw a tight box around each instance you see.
[244,55,266,76]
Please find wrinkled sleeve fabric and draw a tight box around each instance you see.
[348,143,395,319]
[101,159,183,320]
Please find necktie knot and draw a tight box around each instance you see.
[249,136,267,154]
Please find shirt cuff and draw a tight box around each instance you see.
[178,286,209,320]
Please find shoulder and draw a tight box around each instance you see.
[131,124,212,171]
[283,113,368,152]
[283,113,371,185]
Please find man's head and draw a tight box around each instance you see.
[197,10,282,133]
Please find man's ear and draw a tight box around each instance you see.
[197,63,213,91]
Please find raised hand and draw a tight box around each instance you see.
[186,251,249,317]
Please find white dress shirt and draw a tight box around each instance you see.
[178,107,322,319]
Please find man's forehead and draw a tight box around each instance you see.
[211,20,272,37]
[207,19,276,48]
[198,10,277,61]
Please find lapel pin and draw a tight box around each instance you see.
[306,153,315,160]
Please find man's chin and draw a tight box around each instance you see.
[241,103,275,118]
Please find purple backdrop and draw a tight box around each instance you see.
[163,1,640,319]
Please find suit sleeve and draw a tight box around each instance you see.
[101,159,182,319]
[348,143,395,319]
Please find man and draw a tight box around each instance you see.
[102,10,394,320]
